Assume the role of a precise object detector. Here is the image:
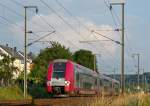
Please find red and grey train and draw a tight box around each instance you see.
[46,59,120,96]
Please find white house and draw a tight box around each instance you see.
[0,44,32,78]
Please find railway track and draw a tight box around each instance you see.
[35,97,95,106]
[0,97,97,106]
[0,99,32,106]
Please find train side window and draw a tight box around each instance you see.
[76,73,79,81]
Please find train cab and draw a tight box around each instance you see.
[47,59,74,96]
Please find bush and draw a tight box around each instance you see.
[28,84,52,98]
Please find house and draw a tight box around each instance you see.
[0,44,32,78]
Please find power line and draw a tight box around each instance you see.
[103,0,135,76]
[9,0,120,72]
[40,0,82,37]
[54,0,118,48]
[41,0,100,50]
[54,0,90,32]
[27,31,55,47]
[8,0,54,31]
[0,15,23,29]
[91,30,122,45]
[10,0,80,50]
[54,0,121,67]
[10,0,119,75]
[0,2,23,18]
[10,0,119,67]
[11,0,24,7]
[104,0,134,53]
[40,0,100,51]
[103,0,119,27]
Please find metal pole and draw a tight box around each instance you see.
[121,3,125,94]
[137,54,140,90]
[142,69,144,91]
[132,53,140,90]
[24,7,27,99]
[144,73,147,92]
[114,68,116,79]
[94,55,96,71]
[110,2,125,94]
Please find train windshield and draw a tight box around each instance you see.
[52,62,66,78]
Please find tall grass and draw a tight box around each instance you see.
[0,86,31,100]
[91,93,150,106]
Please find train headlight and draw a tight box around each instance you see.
[47,81,51,86]
[65,81,70,86]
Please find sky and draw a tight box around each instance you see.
[0,0,149,75]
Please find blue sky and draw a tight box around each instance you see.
[0,0,149,74]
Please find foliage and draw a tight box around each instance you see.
[73,49,95,70]
[29,41,72,84]
[28,84,52,98]
[0,54,18,86]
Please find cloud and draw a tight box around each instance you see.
[9,13,119,57]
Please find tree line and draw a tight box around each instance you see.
[29,41,96,84]
[0,41,96,86]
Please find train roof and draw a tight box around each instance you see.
[100,74,120,84]
[52,59,98,77]
[74,63,98,77]
[53,59,69,63]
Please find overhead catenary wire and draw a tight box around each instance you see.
[104,0,134,52]
[40,0,82,37]
[55,0,90,32]
[0,15,23,29]
[0,2,23,18]
[9,0,80,50]
[56,0,120,72]
[55,0,120,46]
[41,0,118,71]
[6,0,54,32]
[9,0,118,62]
[9,0,119,67]
[103,0,119,27]
[54,0,120,67]
[40,0,100,51]
[103,0,135,73]
[26,31,55,47]
[7,0,119,71]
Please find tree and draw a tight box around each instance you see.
[29,41,72,84]
[73,49,96,70]
[0,54,17,86]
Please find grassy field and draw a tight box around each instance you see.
[0,87,150,106]
[91,93,150,106]
[0,86,31,100]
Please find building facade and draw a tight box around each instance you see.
[0,44,32,78]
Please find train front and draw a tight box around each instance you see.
[46,59,74,96]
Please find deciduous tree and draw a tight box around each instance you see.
[73,49,96,70]
[29,41,72,84]
[0,54,17,86]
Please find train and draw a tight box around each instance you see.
[46,59,120,97]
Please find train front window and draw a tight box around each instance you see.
[52,62,66,78]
